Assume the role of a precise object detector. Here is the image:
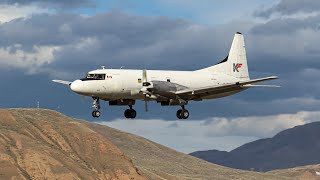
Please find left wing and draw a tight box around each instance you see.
[175,76,278,96]
[52,80,72,86]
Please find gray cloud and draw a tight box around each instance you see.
[0,0,95,9]
[255,0,320,18]
[251,15,320,35]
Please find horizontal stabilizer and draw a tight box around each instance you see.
[52,80,72,85]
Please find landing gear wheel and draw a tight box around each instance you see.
[181,110,189,119]
[92,110,101,118]
[176,109,189,119]
[176,109,183,119]
[124,109,137,119]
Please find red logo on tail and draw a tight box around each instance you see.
[233,63,243,72]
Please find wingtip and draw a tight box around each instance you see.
[52,80,63,83]
[52,80,72,85]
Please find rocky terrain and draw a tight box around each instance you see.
[0,108,314,179]
[191,121,320,172]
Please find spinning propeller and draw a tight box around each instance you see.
[140,69,153,112]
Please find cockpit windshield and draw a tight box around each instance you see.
[81,73,106,81]
[87,74,95,79]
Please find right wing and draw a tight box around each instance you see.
[175,76,278,97]
[52,80,72,86]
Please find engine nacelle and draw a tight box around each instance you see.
[161,99,188,106]
[109,99,135,106]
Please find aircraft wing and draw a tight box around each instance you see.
[52,80,72,86]
[175,76,278,97]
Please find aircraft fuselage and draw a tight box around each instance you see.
[70,69,243,101]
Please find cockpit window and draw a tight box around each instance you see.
[95,74,105,80]
[87,74,95,79]
[81,73,106,81]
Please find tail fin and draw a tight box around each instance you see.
[199,32,250,81]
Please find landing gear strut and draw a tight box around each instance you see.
[176,105,189,119]
[92,97,101,118]
[124,105,137,119]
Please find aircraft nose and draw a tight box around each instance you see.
[70,80,84,93]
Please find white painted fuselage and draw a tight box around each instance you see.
[71,69,242,101]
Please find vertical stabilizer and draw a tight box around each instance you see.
[199,32,250,81]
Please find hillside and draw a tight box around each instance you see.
[268,165,320,180]
[0,108,291,179]
[191,122,320,172]
[0,109,145,179]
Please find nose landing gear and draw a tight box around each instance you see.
[92,110,101,118]
[176,105,189,119]
[124,105,137,119]
[92,97,101,118]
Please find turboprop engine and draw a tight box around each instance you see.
[150,80,188,99]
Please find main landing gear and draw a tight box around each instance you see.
[92,97,101,118]
[90,98,186,119]
[176,105,189,119]
[124,105,137,119]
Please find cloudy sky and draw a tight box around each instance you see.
[0,0,320,153]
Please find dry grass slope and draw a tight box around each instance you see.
[0,109,308,180]
[268,165,320,180]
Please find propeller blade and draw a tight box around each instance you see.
[142,69,150,112]
[143,69,147,83]
[81,95,86,102]
[144,94,148,112]
[142,69,151,86]
[145,101,148,112]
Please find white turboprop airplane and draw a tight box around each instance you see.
[53,32,278,119]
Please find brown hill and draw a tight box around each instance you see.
[0,109,145,179]
[0,109,292,180]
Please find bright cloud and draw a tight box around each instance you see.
[99,111,320,153]
[204,111,320,137]
[0,4,49,23]
[0,44,60,73]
